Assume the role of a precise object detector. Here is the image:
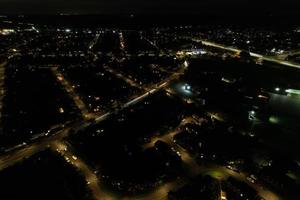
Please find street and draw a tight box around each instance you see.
[198,40,300,69]
[0,60,6,134]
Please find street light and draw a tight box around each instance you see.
[182,84,192,93]
[184,61,188,67]
[248,110,255,121]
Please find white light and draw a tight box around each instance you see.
[65,29,71,33]
[285,89,300,95]
[250,111,255,115]
[275,87,280,92]
[184,61,188,67]
[180,84,192,95]
[183,84,191,91]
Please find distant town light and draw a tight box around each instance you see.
[285,89,300,95]
[65,29,71,33]
[0,28,15,35]
[248,110,256,120]
[59,107,64,113]
[269,116,279,124]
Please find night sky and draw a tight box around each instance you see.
[0,0,299,15]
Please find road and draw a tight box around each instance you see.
[51,67,94,120]
[103,65,143,90]
[126,179,187,200]
[275,50,300,60]
[196,40,300,70]
[89,33,100,50]
[119,32,125,51]
[0,60,6,134]
[143,36,159,50]
[0,127,72,171]
[51,140,116,200]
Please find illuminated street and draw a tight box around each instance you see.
[51,141,114,200]
[103,65,143,90]
[0,60,6,134]
[197,40,300,69]
[51,67,93,119]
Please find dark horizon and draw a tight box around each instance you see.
[1,13,300,29]
[1,0,300,16]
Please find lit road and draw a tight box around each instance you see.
[51,141,115,200]
[126,179,187,200]
[122,81,168,108]
[89,33,100,50]
[0,60,7,134]
[103,65,143,89]
[0,144,42,171]
[0,127,71,171]
[143,116,200,150]
[144,116,205,177]
[196,40,300,70]
[143,36,159,50]
[119,32,125,51]
[275,50,300,60]
[51,67,94,120]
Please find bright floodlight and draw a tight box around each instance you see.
[250,111,255,115]
[184,84,191,91]
[181,84,192,95]
[275,87,280,92]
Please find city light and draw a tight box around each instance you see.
[269,116,280,124]
[0,29,15,35]
[248,110,256,120]
[184,60,189,67]
[285,89,300,95]
[181,84,192,94]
